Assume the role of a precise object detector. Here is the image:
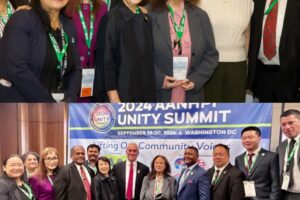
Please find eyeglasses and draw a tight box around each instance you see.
[45,157,58,162]
[173,39,182,56]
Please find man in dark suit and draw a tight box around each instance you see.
[54,145,92,200]
[278,109,300,200]
[235,126,281,200]
[84,144,100,178]
[247,0,300,102]
[177,146,210,200]
[208,144,245,200]
[112,143,149,200]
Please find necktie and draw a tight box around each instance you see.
[212,169,220,185]
[263,0,278,60]
[80,166,92,200]
[287,139,296,186]
[126,162,134,200]
[247,153,255,175]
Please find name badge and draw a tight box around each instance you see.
[243,181,256,197]
[80,68,95,97]
[52,93,64,102]
[173,56,188,80]
[281,172,290,190]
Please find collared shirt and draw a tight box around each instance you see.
[284,134,300,193]
[125,160,137,198]
[212,162,229,184]
[179,163,197,185]
[75,163,91,184]
[258,0,288,65]
[88,161,97,174]
[246,147,262,164]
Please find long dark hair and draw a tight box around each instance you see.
[65,0,103,17]
[149,155,171,180]
[150,0,200,11]
[30,0,68,32]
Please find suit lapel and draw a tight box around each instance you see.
[279,141,288,172]
[156,10,172,50]
[185,3,198,60]
[239,152,247,175]
[162,177,171,195]
[178,165,197,193]
[249,149,266,177]
[212,164,232,192]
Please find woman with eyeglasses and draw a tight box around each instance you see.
[149,0,218,102]
[0,154,35,200]
[29,147,60,200]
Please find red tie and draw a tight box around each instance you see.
[126,163,134,200]
[263,0,278,60]
[246,153,255,175]
[80,166,92,200]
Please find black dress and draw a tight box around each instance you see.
[91,173,118,200]
[93,0,156,102]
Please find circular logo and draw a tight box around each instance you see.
[89,104,116,133]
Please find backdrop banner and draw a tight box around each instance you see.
[68,103,272,175]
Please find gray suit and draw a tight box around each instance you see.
[235,148,281,200]
[277,139,300,200]
[140,175,177,200]
[149,2,219,102]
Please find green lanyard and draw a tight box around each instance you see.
[48,26,69,70]
[0,1,13,25]
[285,138,300,168]
[136,6,141,14]
[18,182,33,199]
[78,2,94,51]
[167,3,186,42]
[154,178,163,195]
[105,0,111,10]
[264,0,279,15]
[244,153,257,174]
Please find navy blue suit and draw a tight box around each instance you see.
[0,10,81,102]
[177,165,210,200]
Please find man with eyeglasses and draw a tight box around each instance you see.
[278,109,300,200]
[54,145,92,200]
[112,143,149,200]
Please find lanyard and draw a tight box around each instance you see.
[0,1,13,25]
[18,182,33,199]
[47,175,54,186]
[105,0,111,10]
[48,25,69,71]
[154,178,163,196]
[78,2,94,50]
[264,0,279,15]
[167,3,186,42]
[136,6,141,14]
[244,154,257,174]
[285,138,300,169]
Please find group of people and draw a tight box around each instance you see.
[1,109,300,200]
[0,0,299,102]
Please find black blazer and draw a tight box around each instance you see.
[0,10,81,102]
[0,176,22,200]
[207,163,245,200]
[92,173,119,200]
[112,161,150,200]
[84,160,98,178]
[247,0,300,101]
[54,163,90,200]
[235,148,281,200]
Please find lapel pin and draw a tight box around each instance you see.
[261,153,265,156]
[137,170,140,174]
[71,37,75,44]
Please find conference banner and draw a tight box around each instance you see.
[68,103,272,176]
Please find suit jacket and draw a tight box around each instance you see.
[140,175,177,200]
[0,176,24,200]
[149,3,218,102]
[112,161,150,200]
[54,162,91,200]
[277,139,300,186]
[92,173,118,200]
[177,164,210,200]
[0,10,81,102]
[235,148,281,200]
[247,0,300,101]
[207,163,245,200]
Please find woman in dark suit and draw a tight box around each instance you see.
[0,0,81,102]
[92,156,118,200]
[149,0,218,102]
[0,154,34,200]
[140,155,177,200]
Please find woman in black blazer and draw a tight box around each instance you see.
[0,154,35,200]
[0,0,81,102]
[92,156,118,200]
